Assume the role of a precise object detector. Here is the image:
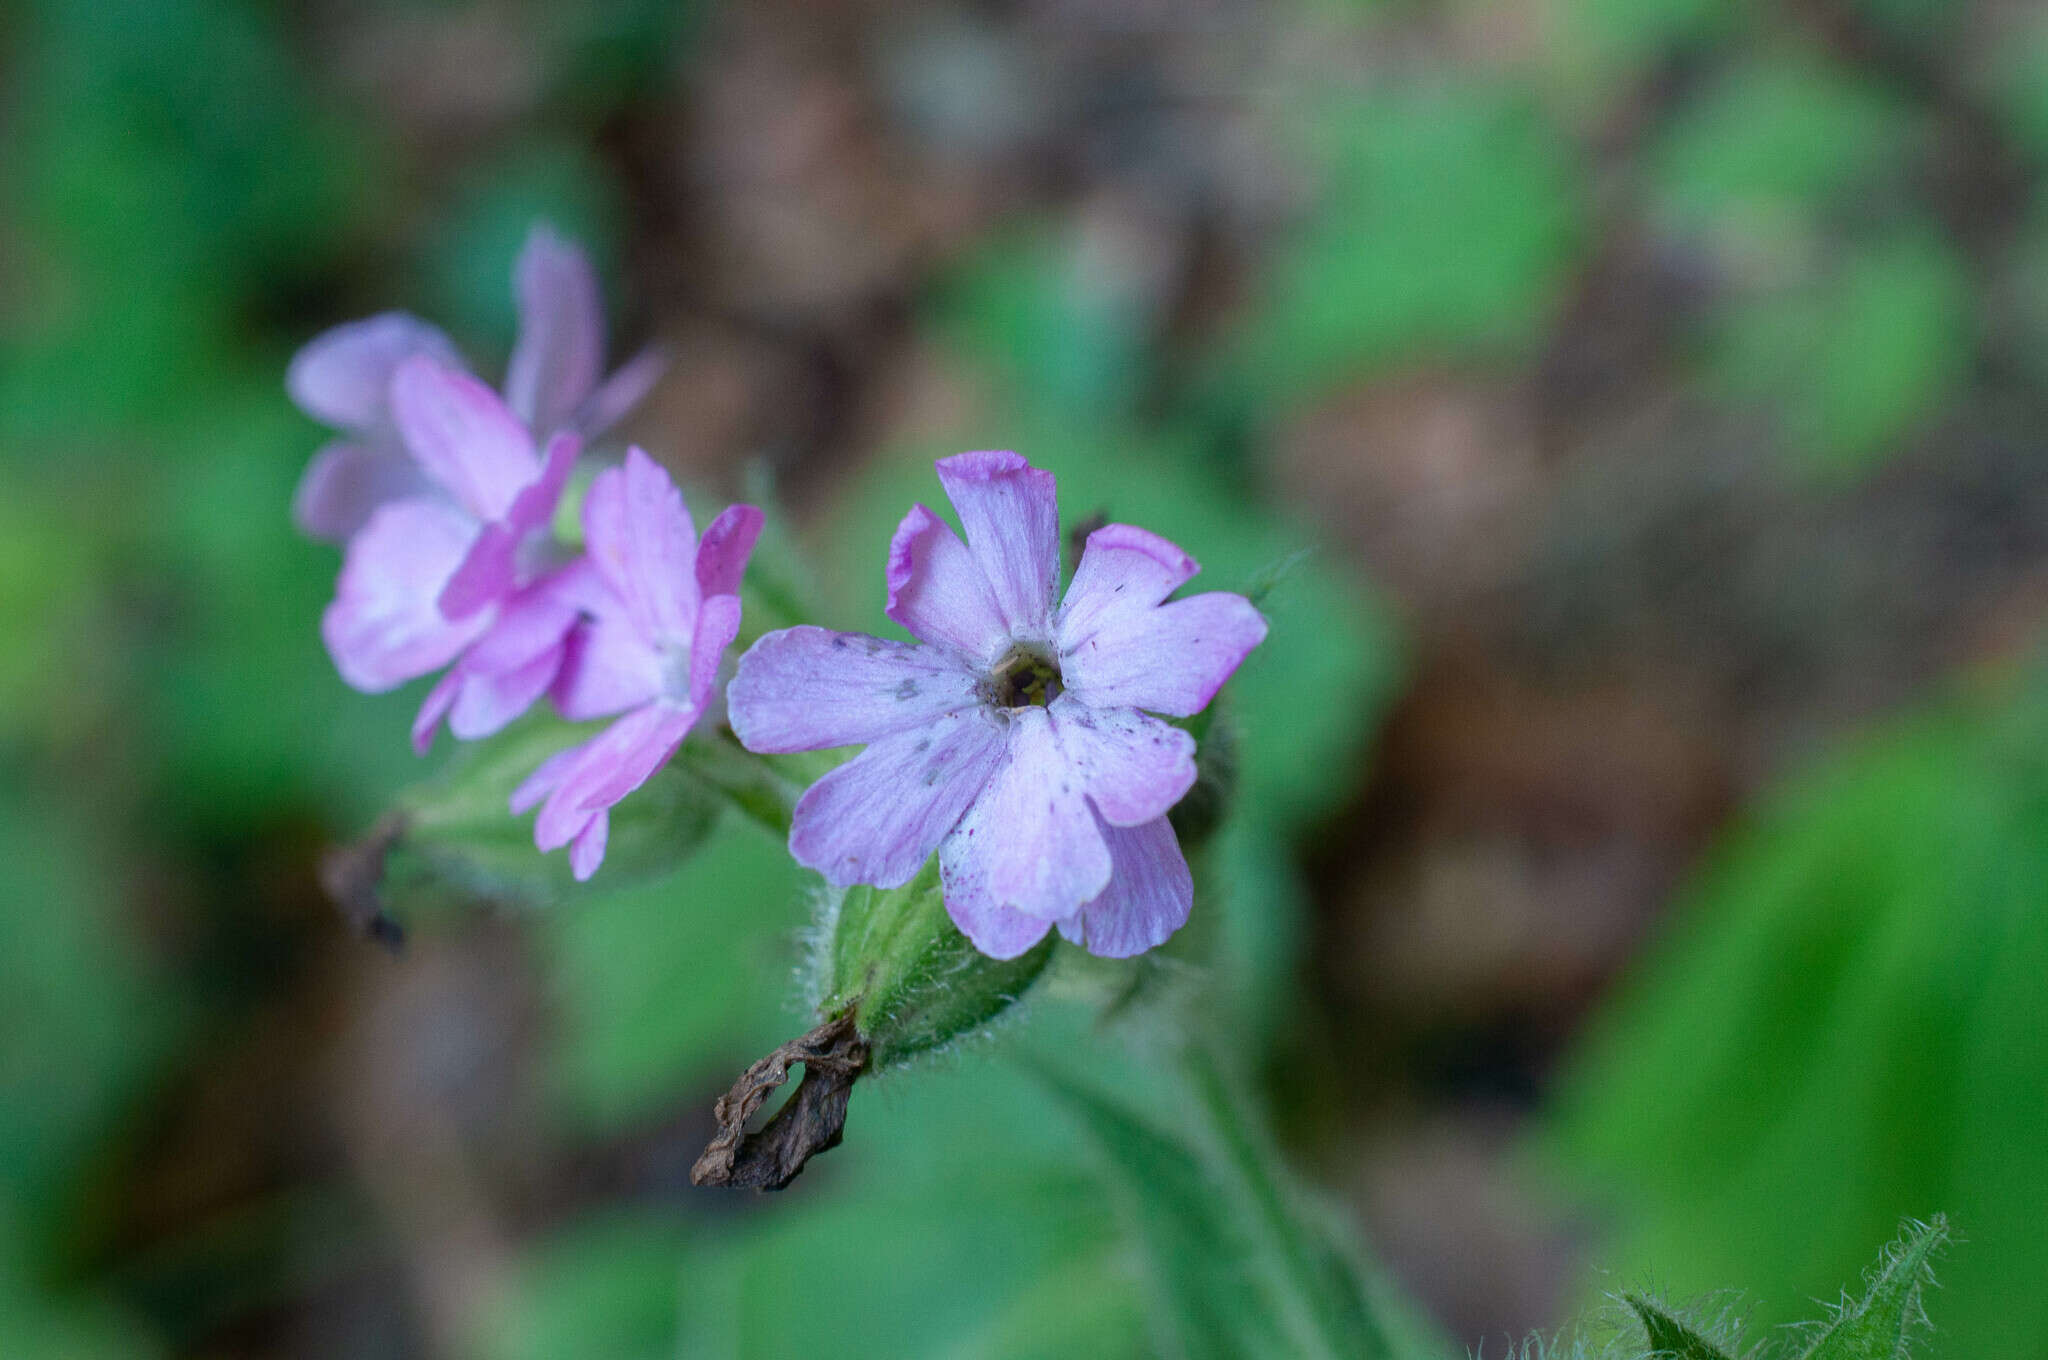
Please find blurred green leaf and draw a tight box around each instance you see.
[928,225,1155,423]
[0,797,181,1253]
[1651,55,1915,242]
[1243,84,1585,400]
[1542,673,2048,1356]
[539,817,812,1132]
[1710,230,1970,477]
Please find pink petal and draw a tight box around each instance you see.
[938,707,1111,922]
[511,742,587,815]
[1055,815,1192,958]
[389,356,541,522]
[728,626,981,754]
[574,346,667,438]
[411,668,464,755]
[582,448,699,647]
[506,224,606,436]
[1056,523,1198,651]
[416,637,567,753]
[1048,696,1197,827]
[292,437,434,543]
[885,504,1009,661]
[685,592,744,713]
[935,451,1061,640]
[322,498,492,692]
[695,503,764,602]
[436,522,519,621]
[552,609,666,722]
[435,432,579,620]
[787,709,1006,888]
[288,312,459,431]
[944,894,1054,961]
[533,701,700,851]
[1060,591,1268,718]
[569,810,611,880]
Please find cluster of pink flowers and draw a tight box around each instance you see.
[297,228,1265,955]
[297,226,760,880]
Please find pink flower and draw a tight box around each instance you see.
[322,355,578,731]
[288,224,663,543]
[510,449,763,880]
[727,452,1267,959]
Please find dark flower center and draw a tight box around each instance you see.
[984,644,1063,710]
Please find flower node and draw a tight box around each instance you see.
[983,644,1063,711]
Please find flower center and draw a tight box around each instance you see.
[984,643,1062,710]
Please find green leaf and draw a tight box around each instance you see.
[1035,1043,1421,1360]
[1708,230,1969,478]
[1625,1295,1736,1360]
[539,817,813,1132]
[1243,84,1584,401]
[1542,672,2048,1356]
[1798,1217,1948,1360]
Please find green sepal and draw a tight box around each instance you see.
[387,716,724,909]
[820,858,1056,1069]
[1625,1296,1736,1360]
[1797,1217,1948,1360]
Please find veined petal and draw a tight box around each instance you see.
[575,346,667,438]
[506,224,605,436]
[1056,523,1198,650]
[885,504,1009,661]
[939,706,1110,922]
[292,437,433,544]
[1060,591,1267,718]
[728,626,980,753]
[322,498,491,692]
[288,312,459,431]
[1055,815,1192,958]
[935,451,1061,639]
[389,356,541,522]
[582,448,699,647]
[788,709,1005,888]
[1048,696,1197,827]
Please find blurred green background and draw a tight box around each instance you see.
[7,0,2048,1354]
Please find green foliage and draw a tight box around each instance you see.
[1647,56,1964,475]
[1708,230,1970,477]
[1649,57,1914,240]
[540,818,813,1132]
[1243,84,1585,400]
[1543,673,2048,1356]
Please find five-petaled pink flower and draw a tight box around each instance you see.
[728,451,1266,959]
[511,449,763,880]
[287,224,662,543]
